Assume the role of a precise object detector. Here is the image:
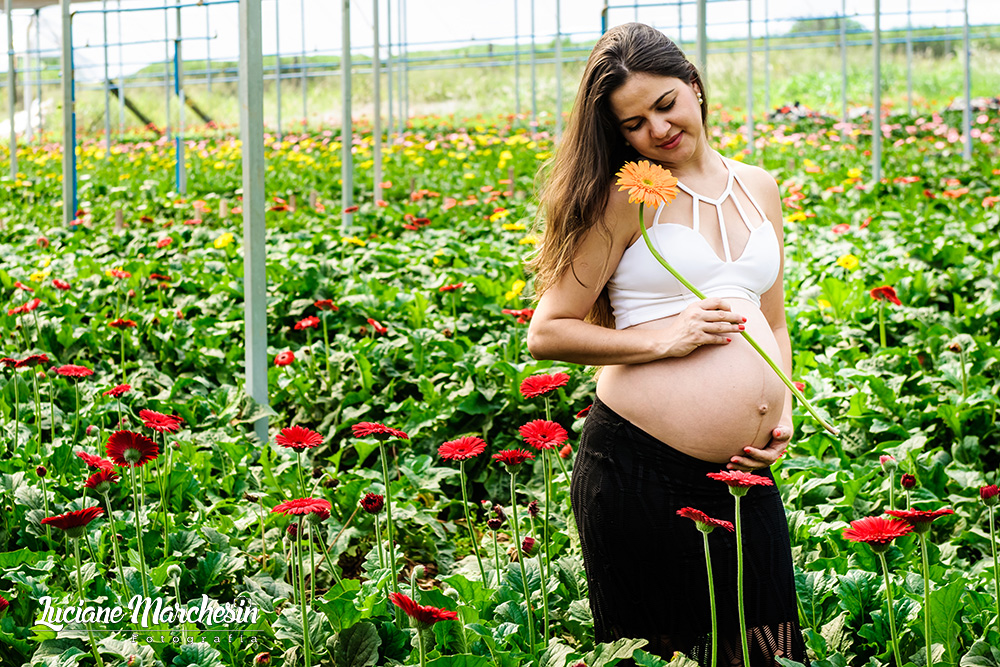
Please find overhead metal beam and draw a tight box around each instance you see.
[239,0,268,443]
[60,0,75,226]
[341,0,353,229]
[872,0,881,182]
[373,0,381,203]
[7,0,17,177]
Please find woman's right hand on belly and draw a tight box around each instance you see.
[658,297,746,358]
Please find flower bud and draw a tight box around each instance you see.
[527,501,539,519]
[900,473,917,490]
[981,485,1000,507]
[411,565,425,580]
[487,518,503,531]
[360,493,384,514]
[948,341,962,353]
[559,443,572,459]
[521,536,537,557]
[312,466,324,479]
[166,564,183,583]
[286,524,298,537]
[879,455,897,472]
[243,492,260,503]
[86,425,95,436]
[36,465,47,478]
[323,477,340,489]
[492,504,506,522]
[253,652,271,666]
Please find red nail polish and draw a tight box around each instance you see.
[738,324,745,330]
[726,337,732,342]
[742,317,747,322]
[744,447,752,453]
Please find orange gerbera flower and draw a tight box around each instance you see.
[615,160,678,208]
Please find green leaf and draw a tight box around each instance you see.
[836,569,879,621]
[97,638,159,667]
[425,656,492,667]
[539,637,579,667]
[632,649,672,666]
[930,579,966,644]
[433,619,469,655]
[583,637,649,667]
[171,642,225,667]
[330,621,382,667]
[961,640,1000,666]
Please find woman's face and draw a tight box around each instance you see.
[608,72,704,168]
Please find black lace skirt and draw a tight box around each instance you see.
[571,396,808,666]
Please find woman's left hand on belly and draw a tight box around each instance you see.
[726,423,793,471]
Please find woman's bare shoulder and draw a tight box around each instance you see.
[728,158,779,199]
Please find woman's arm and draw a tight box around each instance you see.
[527,189,743,365]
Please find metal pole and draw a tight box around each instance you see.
[117,0,124,133]
[6,0,18,178]
[25,12,32,141]
[36,8,43,137]
[514,0,519,114]
[373,0,382,203]
[61,0,75,226]
[840,0,847,123]
[962,0,971,161]
[401,0,408,124]
[238,0,268,443]
[530,0,536,124]
[677,0,682,50]
[872,0,881,183]
[600,0,607,34]
[763,0,769,115]
[300,0,306,123]
[103,0,111,156]
[275,0,281,140]
[206,3,212,93]
[164,5,171,138]
[386,0,393,135]
[696,0,707,77]
[341,0,353,228]
[555,0,562,138]
[745,0,753,155]
[175,5,186,194]
[905,0,912,115]
[396,0,403,131]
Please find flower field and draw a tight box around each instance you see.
[0,104,999,667]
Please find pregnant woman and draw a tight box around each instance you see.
[527,23,808,666]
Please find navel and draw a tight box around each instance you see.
[757,403,769,416]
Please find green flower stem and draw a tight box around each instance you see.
[733,494,750,667]
[128,465,150,598]
[153,454,171,560]
[701,530,718,667]
[102,492,129,597]
[40,474,53,547]
[320,316,332,382]
[878,551,904,667]
[888,472,896,511]
[48,376,56,446]
[417,628,427,667]
[493,530,502,588]
[257,502,268,569]
[509,470,536,654]
[637,202,839,436]
[878,300,887,347]
[12,372,18,455]
[297,517,312,667]
[314,524,343,586]
[120,330,126,384]
[296,450,307,498]
[990,505,1000,635]
[73,380,80,445]
[459,460,488,583]
[379,442,403,629]
[173,577,188,644]
[959,347,968,399]
[31,371,42,456]
[73,538,106,667]
[919,532,932,664]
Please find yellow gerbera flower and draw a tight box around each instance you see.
[615,160,678,208]
[836,254,859,270]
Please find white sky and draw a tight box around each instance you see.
[2,0,997,81]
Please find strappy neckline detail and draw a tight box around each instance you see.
[650,155,772,264]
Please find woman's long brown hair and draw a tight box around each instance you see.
[527,23,707,329]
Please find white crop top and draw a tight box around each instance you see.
[607,157,781,329]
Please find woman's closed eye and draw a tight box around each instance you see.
[625,102,676,132]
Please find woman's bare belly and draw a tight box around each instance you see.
[597,297,788,464]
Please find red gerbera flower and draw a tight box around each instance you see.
[884,508,955,534]
[77,451,114,471]
[314,299,339,311]
[870,286,902,306]
[575,404,593,419]
[981,485,1000,507]
[139,409,183,433]
[13,281,33,292]
[351,422,409,441]
[294,316,320,330]
[0,594,8,613]
[52,279,71,291]
[156,238,173,249]
[274,350,295,366]
[367,318,388,335]
[109,318,137,329]
[519,420,569,450]
[41,506,105,538]
[275,426,324,450]
[84,468,121,494]
[55,365,94,378]
[272,497,332,516]
[23,298,41,312]
[0,357,17,368]
[106,430,160,467]
[706,470,775,497]
[438,436,487,461]
[14,354,49,368]
[103,384,132,398]
[492,449,536,469]
[843,516,912,552]
[149,273,171,281]
[438,283,464,292]
[388,592,458,628]
[677,507,735,533]
[108,269,131,280]
[519,372,570,398]
[360,493,385,514]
